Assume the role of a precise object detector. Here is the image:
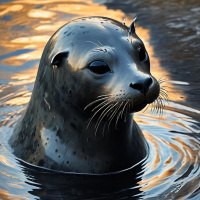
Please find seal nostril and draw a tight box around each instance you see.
[130,77,153,95]
[145,77,152,88]
[129,83,143,91]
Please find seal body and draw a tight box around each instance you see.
[9,17,160,173]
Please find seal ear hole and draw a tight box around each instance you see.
[51,51,69,66]
[87,61,111,75]
[137,46,148,63]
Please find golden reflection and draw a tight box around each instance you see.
[0,189,24,200]
[14,0,81,3]
[177,136,199,166]
[3,50,43,66]
[0,5,23,16]
[0,155,15,168]
[9,63,38,84]
[143,131,160,172]
[50,2,123,19]
[28,9,56,18]
[9,183,23,189]
[135,114,174,128]
[171,121,193,132]
[2,35,49,65]
[35,21,68,31]
[11,35,50,43]
[0,63,37,107]
[4,94,31,106]
[164,152,173,165]
[139,131,199,191]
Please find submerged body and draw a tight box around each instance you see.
[9,17,160,173]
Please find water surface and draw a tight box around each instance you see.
[0,0,200,199]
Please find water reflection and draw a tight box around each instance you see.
[19,159,143,199]
[0,0,200,199]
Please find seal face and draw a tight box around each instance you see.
[9,17,160,173]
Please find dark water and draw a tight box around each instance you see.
[0,0,200,199]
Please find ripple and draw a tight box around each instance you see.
[135,104,200,199]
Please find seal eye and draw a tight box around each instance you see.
[138,46,148,63]
[87,61,111,74]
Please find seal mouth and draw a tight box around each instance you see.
[129,102,147,113]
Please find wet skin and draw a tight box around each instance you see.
[9,17,160,173]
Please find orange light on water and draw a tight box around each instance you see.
[28,9,56,18]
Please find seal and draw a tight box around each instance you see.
[9,17,160,173]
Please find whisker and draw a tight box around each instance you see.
[158,73,168,81]
[94,104,114,135]
[158,79,167,84]
[98,40,103,47]
[84,96,110,110]
[151,100,158,114]
[142,103,150,113]
[160,91,169,99]
[157,97,164,116]
[160,85,168,88]
[95,101,116,128]
[148,74,169,116]
[85,41,104,51]
[160,94,169,103]
[121,100,129,118]
[106,102,119,131]
[158,98,163,114]
[153,99,159,114]
[116,108,124,126]
[97,92,120,99]
[150,102,154,113]
[92,49,102,52]
[95,103,117,135]
[159,97,165,113]
[92,99,109,112]
[160,87,168,93]
[102,103,119,136]
[159,95,168,103]
[156,99,161,115]
[160,87,168,94]
[160,91,169,101]
[86,102,112,129]
[115,102,124,129]
[160,89,169,98]
[107,102,120,130]
[101,107,116,137]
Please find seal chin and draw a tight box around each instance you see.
[130,102,148,113]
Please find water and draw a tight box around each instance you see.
[0,0,200,199]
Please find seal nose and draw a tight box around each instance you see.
[130,77,152,95]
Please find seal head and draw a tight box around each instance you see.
[9,17,160,173]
